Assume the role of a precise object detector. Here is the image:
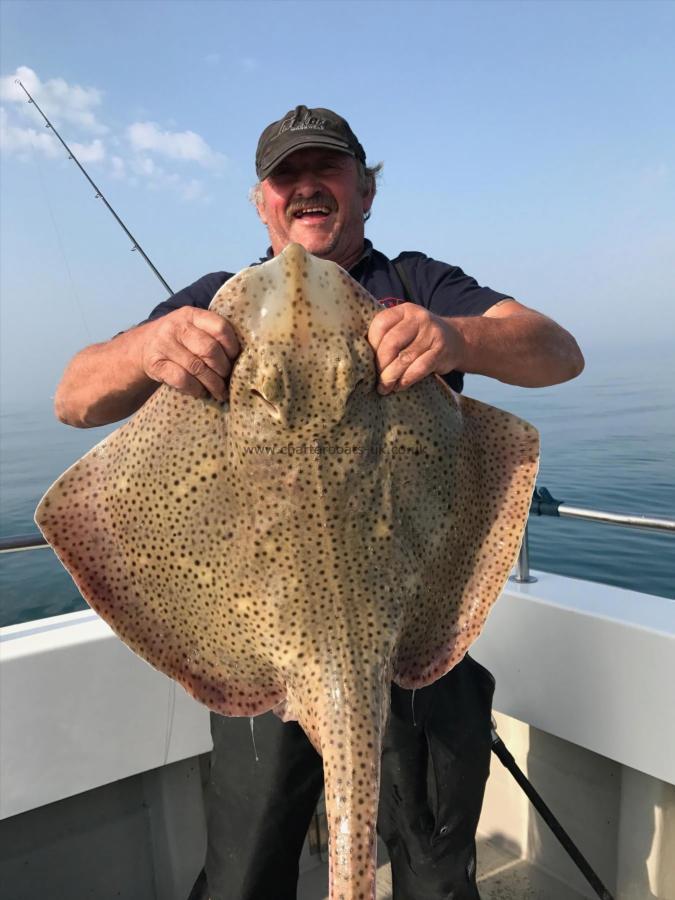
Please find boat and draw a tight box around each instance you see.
[1,502,673,900]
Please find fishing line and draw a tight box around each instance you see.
[163,678,177,766]
[250,717,260,762]
[29,139,93,343]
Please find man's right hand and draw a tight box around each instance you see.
[55,307,241,428]
[140,307,240,402]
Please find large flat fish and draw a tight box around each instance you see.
[35,243,539,899]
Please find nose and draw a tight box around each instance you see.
[251,388,282,421]
[250,364,286,422]
[293,169,324,197]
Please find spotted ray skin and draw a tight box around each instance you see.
[36,244,539,900]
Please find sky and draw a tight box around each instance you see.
[1,0,673,405]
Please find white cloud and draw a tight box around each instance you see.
[0,106,60,159]
[128,153,208,202]
[111,155,126,179]
[127,121,225,170]
[1,66,218,202]
[70,138,105,163]
[130,154,158,177]
[0,65,107,135]
[0,104,106,164]
[179,178,207,202]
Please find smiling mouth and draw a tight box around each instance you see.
[292,206,333,220]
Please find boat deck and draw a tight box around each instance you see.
[297,836,587,900]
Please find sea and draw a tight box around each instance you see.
[1,348,673,628]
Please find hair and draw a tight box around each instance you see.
[358,160,383,221]
[249,158,384,221]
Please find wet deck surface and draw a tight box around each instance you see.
[297,835,587,900]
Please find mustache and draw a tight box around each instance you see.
[286,194,337,220]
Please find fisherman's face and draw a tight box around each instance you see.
[256,148,374,269]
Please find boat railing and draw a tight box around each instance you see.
[0,533,49,553]
[511,486,675,584]
[1,485,674,587]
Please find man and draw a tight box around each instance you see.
[55,106,583,900]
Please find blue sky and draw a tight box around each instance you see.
[1,0,673,404]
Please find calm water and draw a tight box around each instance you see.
[1,351,673,627]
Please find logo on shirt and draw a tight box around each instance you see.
[377,297,405,309]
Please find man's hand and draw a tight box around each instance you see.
[367,304,462,395]
[140,307,240,402]
[55,307,241,428]
[368,298,584,393]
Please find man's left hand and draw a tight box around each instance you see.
[367,303,463,395]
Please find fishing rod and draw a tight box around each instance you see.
[15,79,173,296]
[491,719,614,900]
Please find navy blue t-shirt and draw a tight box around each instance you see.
[144,241,510,393]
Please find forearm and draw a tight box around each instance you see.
[54,325,158,428]
[450,311,584,387]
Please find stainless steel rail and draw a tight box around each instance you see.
[557,504,675,533]
[511,487,675,583]
[0,534,48,554]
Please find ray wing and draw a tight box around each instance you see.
[35,386,284,716]
[385,376,539,688]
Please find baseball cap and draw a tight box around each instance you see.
[255,105,366,180]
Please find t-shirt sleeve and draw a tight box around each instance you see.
[140,271,233,324]
[399,252,511,318]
